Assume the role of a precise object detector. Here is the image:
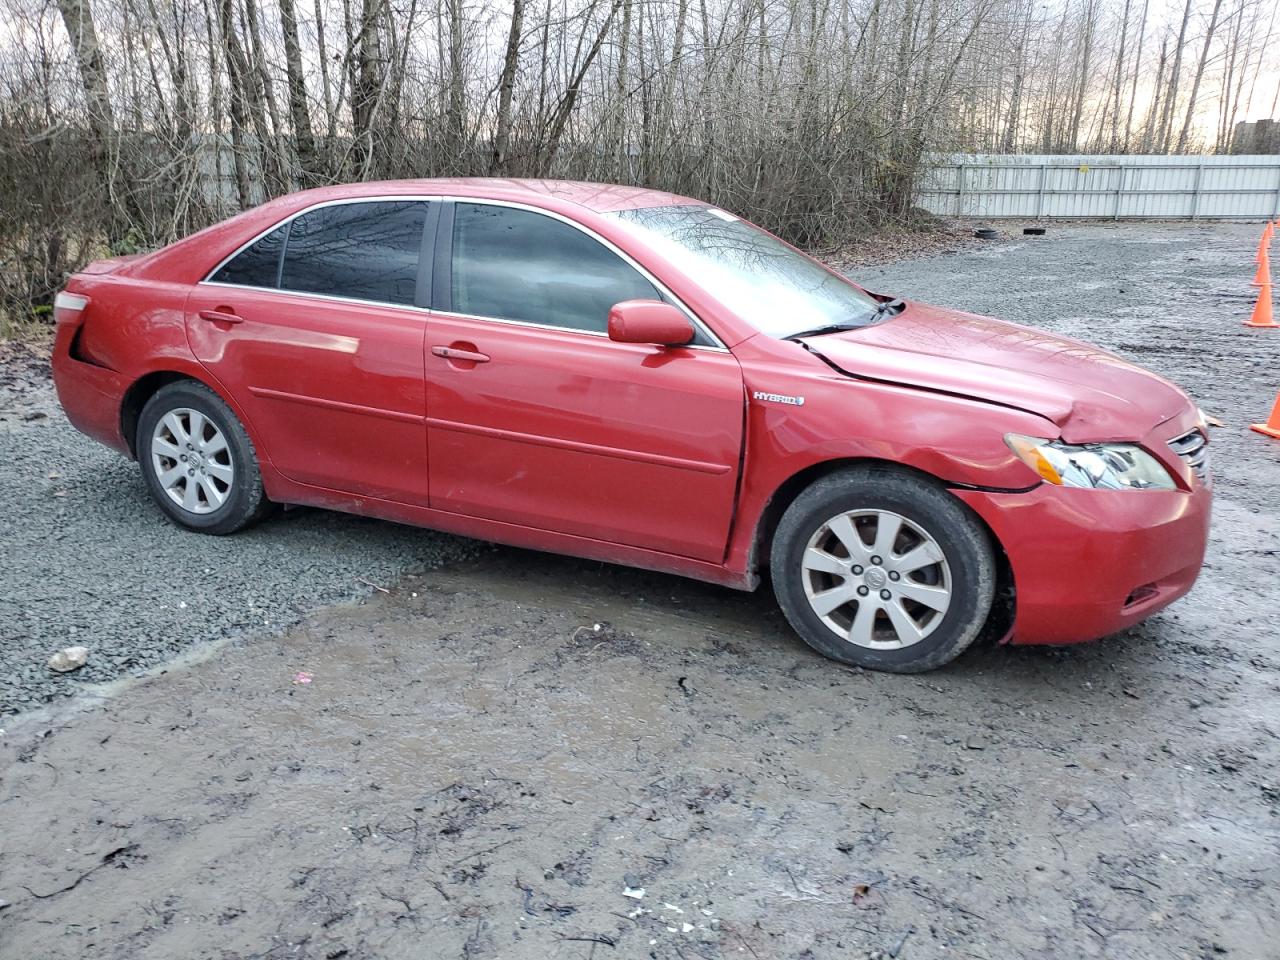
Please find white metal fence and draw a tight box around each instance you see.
[918,154,1280,220]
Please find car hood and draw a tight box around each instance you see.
[800,301,1193,443]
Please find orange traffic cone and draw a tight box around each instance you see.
[1254,248,1272,286]
[1245,283,1278,327]
[1252,392,1280,439]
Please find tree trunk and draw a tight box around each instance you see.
[612,0,632,175]
[1067,0,1097,150]
[1158,0,1194,152]
[314,0,337,145]
[279,0,321,182]
[217,0,255,209]
[350,0,383,176]
[1122,0,1150,150]
[491,0,524,174]
[235,0,285,192]
[55,0,119,215]
[1175,0,1225,153]
[445,0,466,158]
[1108,0,1132,150]
[542,0,624,169]
[1142,38,1168,151]
[1001,4,1030,153]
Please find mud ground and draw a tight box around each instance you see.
[2,222,1279,960]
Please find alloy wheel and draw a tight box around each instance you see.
[800,509,952,649]
[150,407,235,515]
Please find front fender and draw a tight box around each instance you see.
[723,338,1054,577]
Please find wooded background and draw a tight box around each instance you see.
[0,0,1277,320]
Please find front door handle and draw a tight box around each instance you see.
[199,308,244,325]
[431,345,490,363]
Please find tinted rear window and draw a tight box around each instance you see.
[210,225,286,287]
[281,201,427,305]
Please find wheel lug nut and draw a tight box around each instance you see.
[857,586,869,597]
[880,589,892,600]
[870,555,882,565]
[851,565,863,575]
[179,455,187,462]
[187,469,195,476]
[888,571,900,581]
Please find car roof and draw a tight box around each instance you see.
[282,178,706,214]
[134,178,712,289]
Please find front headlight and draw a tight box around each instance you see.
[1005,434,1176,490]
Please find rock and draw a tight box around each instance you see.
[48,646,89,673]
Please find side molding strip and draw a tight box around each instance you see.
[426,417,733,475]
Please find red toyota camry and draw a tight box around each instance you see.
[51,179,1212,672]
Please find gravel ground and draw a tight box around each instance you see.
[1,221,1278,960]
[0,223,978,716]
[3,221,1274,717]
[0,348,484,715]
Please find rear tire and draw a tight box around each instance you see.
[770,465,995,673]
[136,380,273,535]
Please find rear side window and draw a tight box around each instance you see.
[210,225,286,287]
[451,203,660,333]
[281,201,428,305]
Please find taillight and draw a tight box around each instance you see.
[54,291,90,324]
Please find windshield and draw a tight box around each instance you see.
[606,205,880,338]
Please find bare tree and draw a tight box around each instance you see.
[278,0,321,181]
[1176,0,1225,151]
[491,0,524,173]
[53,0,116,209]
[1157,0,1193,151]
[4,0,1280,327]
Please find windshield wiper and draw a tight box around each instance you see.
[785,298,904,341]
[785,321,864,341]
[871,297,905,321]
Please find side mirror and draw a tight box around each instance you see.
[608,300,695,347]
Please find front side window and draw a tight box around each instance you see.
[450,202,662,334]
[281,201,428,305]
[210,225,286,287]
[607,205,879,338]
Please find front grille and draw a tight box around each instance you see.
[1168,428,1209,480]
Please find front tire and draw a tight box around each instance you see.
[136,380,273,535]
[770,465,995,673]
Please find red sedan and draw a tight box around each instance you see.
[51,179,1211,672]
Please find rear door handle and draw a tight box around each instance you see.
[199,308,244,325]
[431,345,490,363]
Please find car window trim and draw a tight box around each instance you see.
[272,222,288,288]
[196,281,437,317]
[201,193,727,352]
[436,196,724,350]
[202,196,437,310]
[432,201,455,314]
[415,201,441,309]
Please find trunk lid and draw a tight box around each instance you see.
[77,254,145,276]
